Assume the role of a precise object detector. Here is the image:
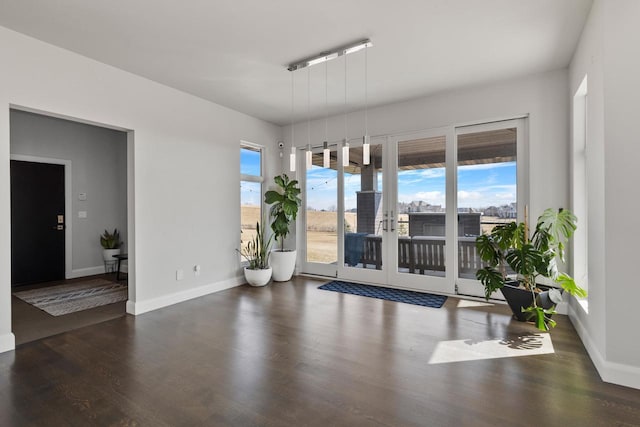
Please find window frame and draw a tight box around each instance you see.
[240,140,265,266]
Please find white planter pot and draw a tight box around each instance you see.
[270,250,296,282]
[103,248,121,262]
[244,267,272,287]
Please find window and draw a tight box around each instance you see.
[572,76,588,300]
[240,142,264,248]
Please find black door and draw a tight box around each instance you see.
[11,160,65,286]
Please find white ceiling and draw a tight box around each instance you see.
[0,0,593,125]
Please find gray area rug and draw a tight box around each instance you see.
[13,278,128,316]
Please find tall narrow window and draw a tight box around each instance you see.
[572,76,588,300]
[240,142,264,248]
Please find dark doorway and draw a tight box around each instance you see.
[11,160,65,286]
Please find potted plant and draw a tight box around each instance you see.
[238,219,273,286]
[264,174,302,281]
[100,228,122,262]
[475,208,587,331]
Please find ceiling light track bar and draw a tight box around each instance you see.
[287,39,372,72]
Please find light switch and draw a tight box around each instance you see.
[78,211,87,218]
[78,193,87,201]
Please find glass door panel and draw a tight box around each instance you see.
[303,147,338,276]
[342,141,384,272]
[395,135,447,278]
[455,119,525,298]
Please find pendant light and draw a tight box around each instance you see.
[285,39,373,171]
[306,67,313,170]
[289,71,296,172]
[362,45,370,165]
[323,61,330,168]
[342,53,350,168]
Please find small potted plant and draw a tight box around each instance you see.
[100,228,122,262]
[264,174,302,282]
[475,208,587,331]
[238,220,273,287]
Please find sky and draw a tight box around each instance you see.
[240,146,516,211]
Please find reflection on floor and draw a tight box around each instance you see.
[429,333,554,364]
[11,273,127,346]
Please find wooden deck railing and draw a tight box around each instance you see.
[353,234,482,275]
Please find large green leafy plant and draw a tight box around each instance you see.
[264,174,302,251]
[476,208,587,331]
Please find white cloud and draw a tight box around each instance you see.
[398,191,446,206]
[420,169,446,178]
[457,190,483,201]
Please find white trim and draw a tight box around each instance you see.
[240,140,265,182]
[68,266,106,279]
[0,333,16,354]
[10,104,130,132]
[569,304,640,390]
[126,275,245,315]
[10,154,73,279]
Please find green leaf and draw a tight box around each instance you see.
[274,174,286,188]
[555,273,587,298]
[505,244,543,277]
[476,234,499,264]
[522,305,557,331]
[476,267,505,300]
[264,190,283,204]
[492,222,518,251]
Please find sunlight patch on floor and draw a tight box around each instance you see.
[428,333,554,364]
[457,299,494,308]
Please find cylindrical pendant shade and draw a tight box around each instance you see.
[305,147,312,170]
[289,147,296,172]
[342,142,350,167]
[363,135,370,165]
[323,142,330,168]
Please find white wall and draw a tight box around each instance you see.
[10,109,127,276]
[603,0,640,372]
[568,0,607,380]
[0,26,281,352]
[569,0,640,390]
[283,69,570,259]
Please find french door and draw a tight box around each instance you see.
[301,118,526,297]
[455,119,527,298]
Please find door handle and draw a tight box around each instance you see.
[390,210,395,231]
[52,225,64,231]
[382,219,388,231]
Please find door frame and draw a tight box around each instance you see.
[385,126,456,295]
[10,154,73,279]
[300,144,339,278]
[337,135,389,285]
[454,118,529,298]
[299,117,528,299]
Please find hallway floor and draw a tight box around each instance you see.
[11,273,127,346]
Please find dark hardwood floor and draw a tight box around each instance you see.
[11,274,127,345]
[2,276,639,426]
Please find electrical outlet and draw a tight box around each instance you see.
[176,269,184,280]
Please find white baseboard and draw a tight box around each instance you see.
[569,305,640,390]
[68,265,106,278]
[68,263,128,278]
[126,275,245,316]
[0,332,16,354]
